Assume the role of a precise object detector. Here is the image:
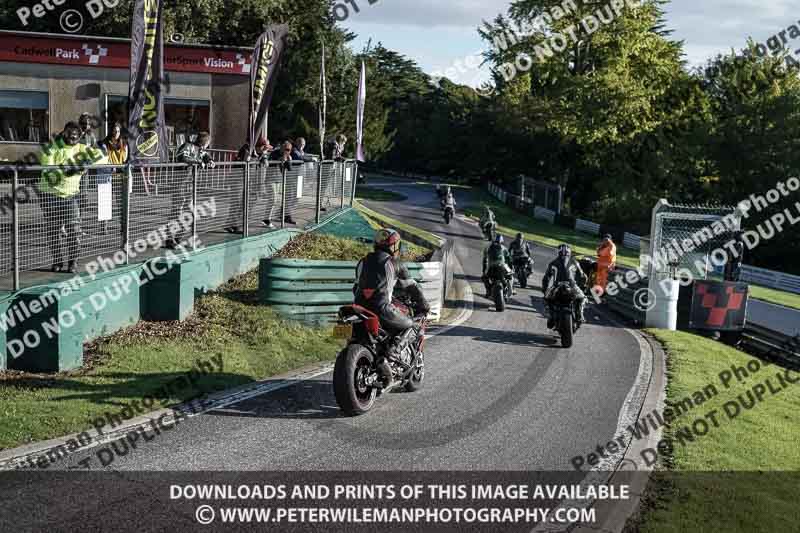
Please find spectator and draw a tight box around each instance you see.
[38,121,108,273]
[255,137,273,163]
[292,137,317,161]
[269,141,298,224]
[327,134,347,161]
[176,131,214,167]
[270,140,294,162]
[97,122,127,235]
[98,122,127,164]
[254,137,277,228]
[236,142,251,162]
[78,113,98,148]
[166,132,214,249]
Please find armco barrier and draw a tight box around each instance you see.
[260,258,444,326]
[533,206,555,224]
[742,323,800,367]
[739,265,800,295]
[623,232,641,250]
[575,218,600,236]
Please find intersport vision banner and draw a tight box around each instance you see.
[128,0,167,164]
[248,25,290,150]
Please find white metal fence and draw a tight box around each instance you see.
[0,159,359,291]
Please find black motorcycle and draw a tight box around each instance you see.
[332,297,428,416]
[512,255,533,288]
[443,205,455,224]
[485,264,514,312]
[547,281,582,348]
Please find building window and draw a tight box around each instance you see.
[103,94,210,147]
[0,90,49,143]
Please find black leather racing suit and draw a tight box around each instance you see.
[541,256,587,322]
[355,250,414,334]
[354,250,429,385]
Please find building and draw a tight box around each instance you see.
[0,30,252,162]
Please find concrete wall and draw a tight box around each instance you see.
[3,227,300,372]
[0,61,247,162]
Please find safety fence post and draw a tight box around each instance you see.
[191,165,198,250]
[12,169,19,291]
[340,162,346,210]
[316,162,323,224]
[351,162,358,206]
[281,162,287,229]
[243,162,250,238]
[123,165,132,265]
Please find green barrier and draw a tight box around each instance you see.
[259,258,437,326]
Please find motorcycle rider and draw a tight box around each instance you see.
[509,232,534,273]
[482,234,513,298]
[542,244,588,328]
[479,206,496,238]
[442,187,456,215]
[354,229,430,390]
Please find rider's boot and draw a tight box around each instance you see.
[577,301,586,324]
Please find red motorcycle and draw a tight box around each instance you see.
[332,297,428,416]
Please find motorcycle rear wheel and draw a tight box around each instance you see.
[493,283,505,312]
[559,314,574,348]
[333,344,378,415]
[404,351,425,392]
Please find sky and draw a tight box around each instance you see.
[343,0,799,86]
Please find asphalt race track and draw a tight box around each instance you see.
[33,178,645,477]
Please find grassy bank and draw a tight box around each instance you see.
[276,232,431,262]
[464,190,640,267]
[467,190,800,310]
[633,330,800,532]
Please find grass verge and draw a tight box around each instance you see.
[466,190,800,310]
[0,261,352,452]
[464,190,640,267]
[631,330,800,532]
[275,232,431,262]
[355,187,408,202]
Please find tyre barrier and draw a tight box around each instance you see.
[259,258,444,326]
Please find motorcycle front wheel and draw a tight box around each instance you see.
[517,269,527,288]
[333,344,378,416]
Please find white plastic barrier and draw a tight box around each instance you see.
[646,276,679,330]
